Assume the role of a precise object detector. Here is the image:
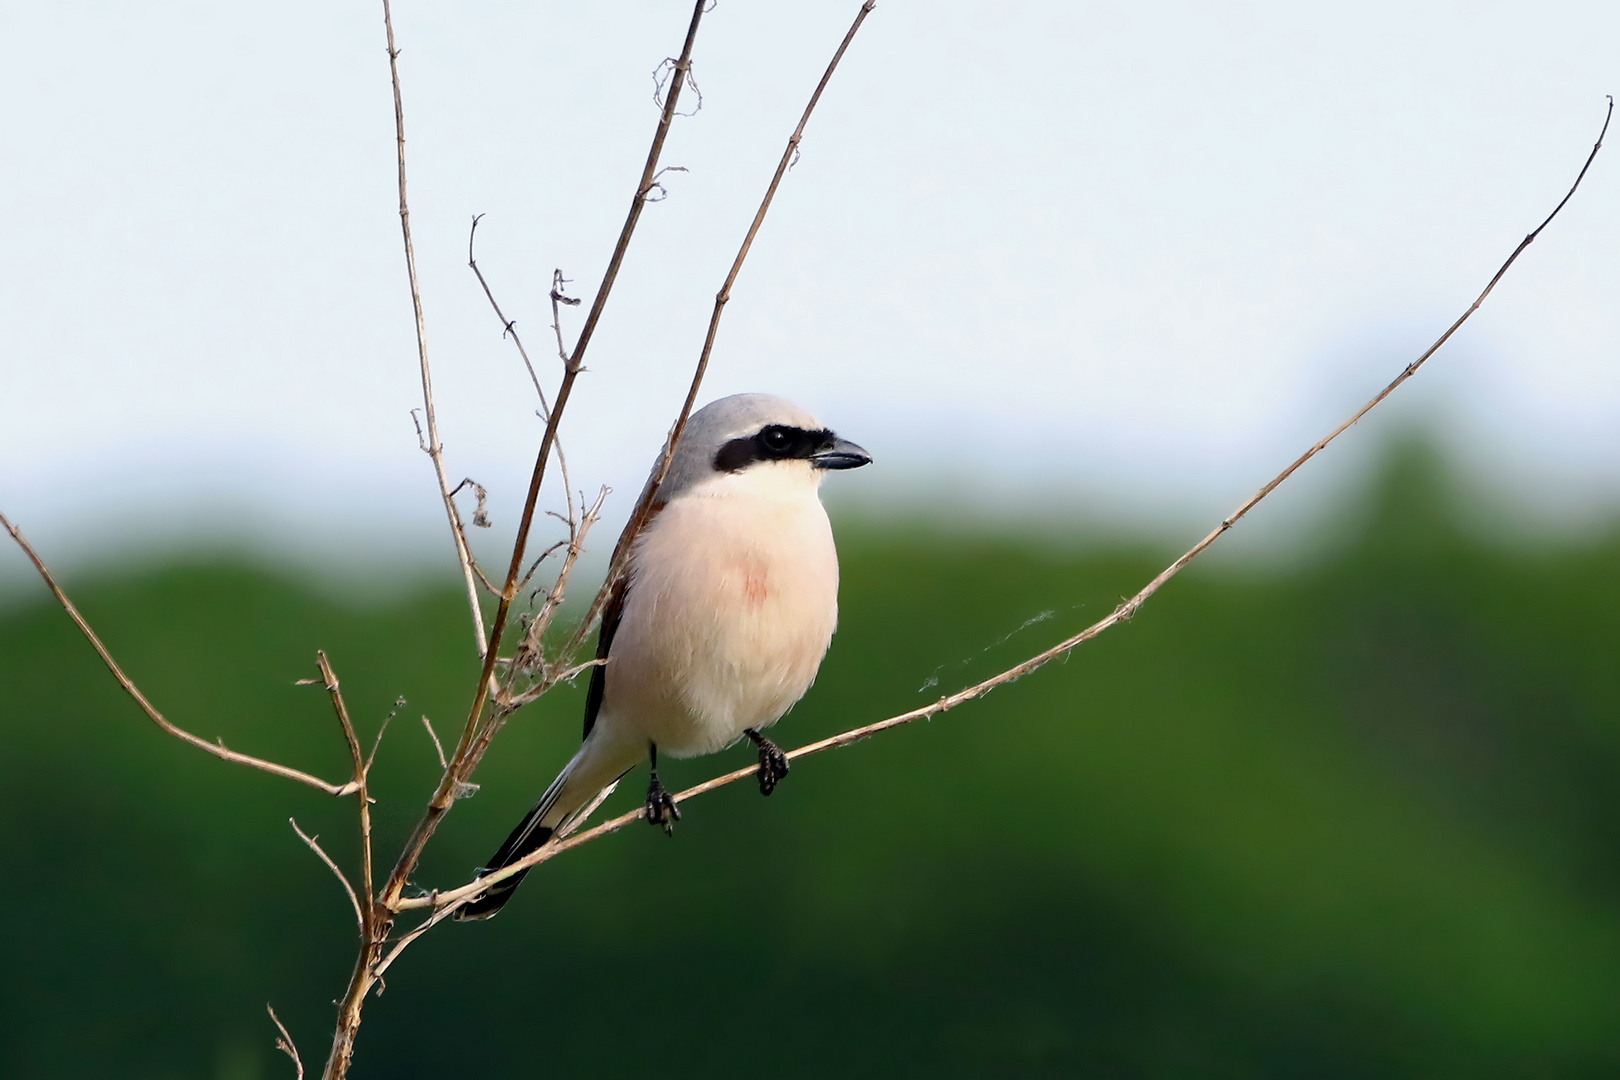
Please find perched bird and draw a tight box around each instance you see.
[457,393,871,920]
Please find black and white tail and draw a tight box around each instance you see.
[454,741,629,921]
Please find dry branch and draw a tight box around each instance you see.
[364,697,405,776]
[467,214,553,418]
[0,510,361,797]
[420,715,448,770]
[511,486,608,678]
[314,5,722,1076]
[398,94,1614,922]
[314,651,375,939]
[466,216,579,546]
[5,3,1599,1078]
[373,0,713,924]
[267,1004,305,1080]
[383,0,489,660]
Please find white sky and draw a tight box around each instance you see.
[2,1,1618,578]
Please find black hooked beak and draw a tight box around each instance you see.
[811,435,872,471]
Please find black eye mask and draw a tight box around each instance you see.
[713,425,835,472]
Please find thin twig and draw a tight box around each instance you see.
[504,659,608,709]
[388,3,488,660]
[420,716,448,770]
[290,819,365,935]
[515,539,570,595]
[365,697,405,775]
[372,773,614,976]
[466,217,578,533]
[572,0,876,661]
[470,487,609,771]
[371,906,452,980]
[319,16,456,1074]
[376,774,620,974]
[467,214,553,418]
[267,1004,305,1080]
[399,94,1613,921]
[316,653,365,781]
[549,269,581,366]
[315,652,374,938]
[517,486,609,670]
[0,510,361,796]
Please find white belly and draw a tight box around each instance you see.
[597,475,840,758]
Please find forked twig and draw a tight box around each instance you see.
[468,486,609,768]
[549,269,581,366]
[399,94,1614,921]
[370,781,620,981]
[516,486,609,668]
[466,217,578,532]
[315,653,365,779]
[0,511,361,797]
[267,1004,305,1080]
[467,214,553,418]
[314,651,375,937]
[515,539,570,595]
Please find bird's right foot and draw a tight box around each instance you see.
[646,774,681,836]
[745,728,791,796]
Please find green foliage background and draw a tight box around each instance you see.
[4,453,1619,1078]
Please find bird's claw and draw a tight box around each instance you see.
[753,736,790,796]
[646,775,681,835]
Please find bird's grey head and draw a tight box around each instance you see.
[649,392,871,503]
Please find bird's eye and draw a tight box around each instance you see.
[761,428,792,454]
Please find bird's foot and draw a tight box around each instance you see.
[646,774,681,836]
[746,729,790,796]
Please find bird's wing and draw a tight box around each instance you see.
[582,493,669,740]
[581,572,627,740]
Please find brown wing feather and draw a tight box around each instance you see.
[583,492,670,740]
[581,573,626,740]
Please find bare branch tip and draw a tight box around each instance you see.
[290,817,364,933]
[420,715,448,770]
[266,1004,304,1080]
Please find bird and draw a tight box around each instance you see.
[456,392,871,920]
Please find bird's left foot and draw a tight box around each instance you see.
[745,728,790,796]
[646,774,681,836]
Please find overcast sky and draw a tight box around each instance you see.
[2,1,1617,578]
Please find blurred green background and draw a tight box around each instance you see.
[4,447,1620,1079]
